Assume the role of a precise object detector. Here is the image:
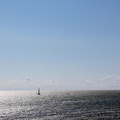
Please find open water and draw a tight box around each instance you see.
[0,90,120,120]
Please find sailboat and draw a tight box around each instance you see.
[38,88,40,95]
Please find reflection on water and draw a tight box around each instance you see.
[0,90,120,120]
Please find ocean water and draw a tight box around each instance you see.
[0,90,120,120]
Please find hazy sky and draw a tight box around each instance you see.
[0,0,120,90]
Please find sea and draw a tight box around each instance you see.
[0,90,120,120]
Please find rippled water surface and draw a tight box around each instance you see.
[0,90,120,120]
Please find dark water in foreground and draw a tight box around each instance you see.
[0,90,120,120]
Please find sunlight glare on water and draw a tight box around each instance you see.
[0,90,120,120]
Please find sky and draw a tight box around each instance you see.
[0,0,120,90]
